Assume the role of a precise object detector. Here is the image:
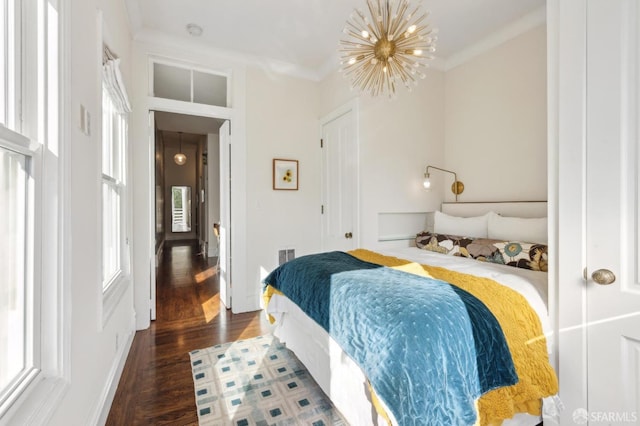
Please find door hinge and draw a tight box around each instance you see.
[320,138,323,148]
[321,205,324,214]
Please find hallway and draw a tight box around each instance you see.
[106,241,272,425]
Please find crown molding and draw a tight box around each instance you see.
[444,6,546,71]
[133,28,323,82]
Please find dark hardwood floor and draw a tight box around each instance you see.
[106,240,273,425]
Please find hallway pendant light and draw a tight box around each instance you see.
[174,132,187,166]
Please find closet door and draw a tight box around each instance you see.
[585,0,640,418]
[320,102,359,252]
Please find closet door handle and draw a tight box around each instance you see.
[344,232,353,239]
[591,269,616,285]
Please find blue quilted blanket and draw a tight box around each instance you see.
[263,251,517,425]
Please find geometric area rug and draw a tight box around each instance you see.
[189,335,348,426]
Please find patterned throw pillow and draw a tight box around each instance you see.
[492,241,548,272]
[415,232,548,272]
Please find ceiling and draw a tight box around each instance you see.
[127,0,545,72]
[131,0,545,136]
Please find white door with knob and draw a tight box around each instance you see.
[556,0,640,422]
[320,101,359,252]
[584,0,640,418]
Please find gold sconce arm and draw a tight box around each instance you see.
[422,165,464,201]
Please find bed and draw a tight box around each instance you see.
[263,203,558,426]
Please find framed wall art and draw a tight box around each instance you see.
[273,159,299,190]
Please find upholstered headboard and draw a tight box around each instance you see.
[441,201,547,218]
[376,201,547,244]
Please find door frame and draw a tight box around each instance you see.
[319,99,360,251]
[148,101,233,320]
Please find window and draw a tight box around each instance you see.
[101,47,131,299]
[0,0,63,420]
[0,145,30,408]
[101,85,126,290]
[152,61,228,107]
[171,186,192,232]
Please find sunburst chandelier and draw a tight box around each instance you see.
[339,0,437,97]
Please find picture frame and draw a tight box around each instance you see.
[273,159,299,190]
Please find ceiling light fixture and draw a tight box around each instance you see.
[339,0,437,97]
[174,132,187,166]
[186,23,203,37]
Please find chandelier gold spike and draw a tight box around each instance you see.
[339,0,437,97]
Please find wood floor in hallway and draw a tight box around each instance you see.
[106,240,273,425]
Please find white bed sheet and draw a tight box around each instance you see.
[267,248,552,426]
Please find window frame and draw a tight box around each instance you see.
[0,0,69,423]
[149,56,231,108]
[0,127,39,414]
[100,52,131,325]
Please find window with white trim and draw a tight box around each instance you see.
[1,0,63,420]
[0,143,31,410]
[102,85,125,289]
[101,47,131,296]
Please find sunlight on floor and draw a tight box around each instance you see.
[201,295,220,323]
[195,266,217,283]
[236,315,262,340]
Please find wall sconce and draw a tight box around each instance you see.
[423,165,464,201]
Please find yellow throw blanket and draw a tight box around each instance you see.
[349,249,558,426]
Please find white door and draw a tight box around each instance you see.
[321,103,358,252]
[149,111,157,321]
[219,120,231,309]
[585,0,640,418]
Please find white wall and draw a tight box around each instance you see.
[245,68,321,304]
[444,26,547,202]
[46,1,136,425]
[318,69,446,249]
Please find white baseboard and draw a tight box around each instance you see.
[91,327,135,426]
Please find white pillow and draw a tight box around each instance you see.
[487,211,548,244]
[433,211,489,238]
